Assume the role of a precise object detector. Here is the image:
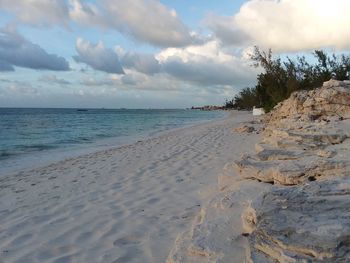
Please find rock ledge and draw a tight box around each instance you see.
[167,80,350,263]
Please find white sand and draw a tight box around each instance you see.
[0,111,259,263]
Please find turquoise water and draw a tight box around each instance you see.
[0,108,226,174]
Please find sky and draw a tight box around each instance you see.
[0,0,350,108]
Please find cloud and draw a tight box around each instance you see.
[80,77,114,86]
[4,80,38,95]
[68,0,107,28]
[74,38,124,74]
[8,84,38,95]
[1,0,196,47]
[0,60,14,71]
[0,0,69,27]
[121,52,161,75]
[74,38,257,89]
[74,39,161,76]
[105,69,178,91]
[157,40,258,87]
[120,74,138,86]
[69,0,195,47]
[0,27,70,71]
[120,72,148,86]
[205,14,250,46]
[208,0,350,52]
[6,0,350,53]
[39,74,71,85]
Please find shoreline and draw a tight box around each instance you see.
[0,110,258,263]
[0,111,228,176]
[168,80,350,262]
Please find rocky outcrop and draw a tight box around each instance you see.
[241,80,350,262]
[248,178,350,262]
[235,133,350,186]
[167,80,350,263]
[267,80,350,124]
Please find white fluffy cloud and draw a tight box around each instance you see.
[1,0,196,47]
[157,40,258,87]
[0,0,69,27]
[68,0,106,28]
[74,38,124,74]
[208,0,350,52]
[73,38,257,89]
[69,0,195,47]
[3,0,350,52]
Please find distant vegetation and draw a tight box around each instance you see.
[225,47,350,112]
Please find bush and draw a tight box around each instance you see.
[226,47,350,112]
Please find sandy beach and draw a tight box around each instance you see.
[2,0,350,262]
[0,111,259,263]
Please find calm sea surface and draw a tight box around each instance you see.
[0,108,226,174]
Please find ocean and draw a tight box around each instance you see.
[0,108,226,174]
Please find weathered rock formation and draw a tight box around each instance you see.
[267,79,350,124]
[249,178,350,262]
[167,80,350,263]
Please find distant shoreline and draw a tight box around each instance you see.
[0,107,219,110]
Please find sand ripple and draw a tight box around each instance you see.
[0,112,258,263]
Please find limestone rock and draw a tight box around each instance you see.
[236,147,350,186]
[167,80,350,263]
[247,178,350,262]
[268,80,350,125]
